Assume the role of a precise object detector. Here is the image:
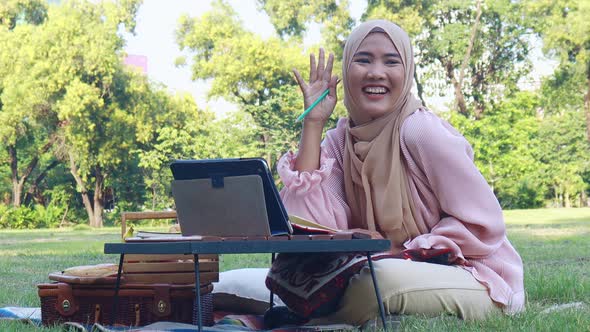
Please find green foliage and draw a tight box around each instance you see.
[178,4,301,106]
[526,0,590,140]
[415,0,531,115]
[0,0,47,29]
[0,204,63,229]
[258,0,339,38]
[449,91,545,208]
[363,0,432,38]
[258,0,354,58]
[1,0,590,230]
[541,64,586,113]
[176,0,311,171]
[526,0,590,68]
[537,110,589,207]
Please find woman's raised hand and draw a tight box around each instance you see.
[293,48,339,125]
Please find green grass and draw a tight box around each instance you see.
[0,208,589,331]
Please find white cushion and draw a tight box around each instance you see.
[212,268,284,314]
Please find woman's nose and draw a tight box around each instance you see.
[366,65,385,80]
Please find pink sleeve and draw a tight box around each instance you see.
[401,112,506,263]
[277,119,351,230]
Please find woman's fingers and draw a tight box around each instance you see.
[329,75,339,97]
[309,53,317,82]
[317,48,325,82]
[305,48,335,86]
[292,68,306,90]
[323,52,334,81]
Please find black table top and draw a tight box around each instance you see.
[104,238,391,255]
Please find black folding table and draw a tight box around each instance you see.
[104,238,391,331]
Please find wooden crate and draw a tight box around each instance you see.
[120,211,219,285]
[121,211,178,238]
[122,253,219,285]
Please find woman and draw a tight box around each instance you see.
[277,19,524,324]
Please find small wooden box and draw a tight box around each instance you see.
[122,253,219,285]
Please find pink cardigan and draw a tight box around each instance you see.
[277,110,525,313]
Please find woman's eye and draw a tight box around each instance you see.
[386,60,400,65]
[354,58,370,64]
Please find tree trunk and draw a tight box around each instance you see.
[458,0,482,86]
[8,145,21,207]
[68,151,96,226]
[414,69,426,107]
[445,0,482,117]
[584,69,590,143]
[449,68,468,115]
[8,137,56,207]
[152,185,157,210]
[92,167,104,228]
[24,160,60,206]
[261,133,272,169]
[564,190,571,208]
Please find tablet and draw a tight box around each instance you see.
[170,158,292,236]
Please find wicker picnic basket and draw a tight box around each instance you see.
[38,282,214,327]
[38,254,219,327]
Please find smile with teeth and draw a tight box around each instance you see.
[363,86,388,94]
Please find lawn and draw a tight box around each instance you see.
[0,208,589,331]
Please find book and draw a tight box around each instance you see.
[124,230,201,242]
[125,233,204,242]
[125,215,371,241]
[135,230,182,238]
[288,214,340,234]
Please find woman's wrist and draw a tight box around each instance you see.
[295,121,325,172]
[302,118,327,132]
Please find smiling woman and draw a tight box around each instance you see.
[347,32,405,122]
[262,19,526,327]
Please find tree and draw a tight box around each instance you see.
[537,110,589,207]
[449,91,545,208]
[0,0,54,207]
[258,0,354,58]
[176,0,307,169]
[527,0,590,142]
[36,0,142,227]
[410,0,531,117]
[0,0,46,29]
[135,91,216,210]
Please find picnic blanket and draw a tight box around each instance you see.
[0,307,41,325]
[0,307,353,331]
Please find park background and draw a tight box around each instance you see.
[0,1,589,331]
[1,0,589,228]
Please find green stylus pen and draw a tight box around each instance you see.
[296,88,330,122]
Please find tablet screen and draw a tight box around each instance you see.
[170,158,292,236]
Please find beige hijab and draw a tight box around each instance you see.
[342,20,424,250]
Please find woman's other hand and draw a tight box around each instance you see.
[349,228,384,239]
[293,48,339,125]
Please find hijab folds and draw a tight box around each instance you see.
[342,20,425,251]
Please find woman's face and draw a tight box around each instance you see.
[348,32,405,122]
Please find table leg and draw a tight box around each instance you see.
[111,253,124,326]
[366,252,388,330]
[194,254,202,332]
[269,253,275,310]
